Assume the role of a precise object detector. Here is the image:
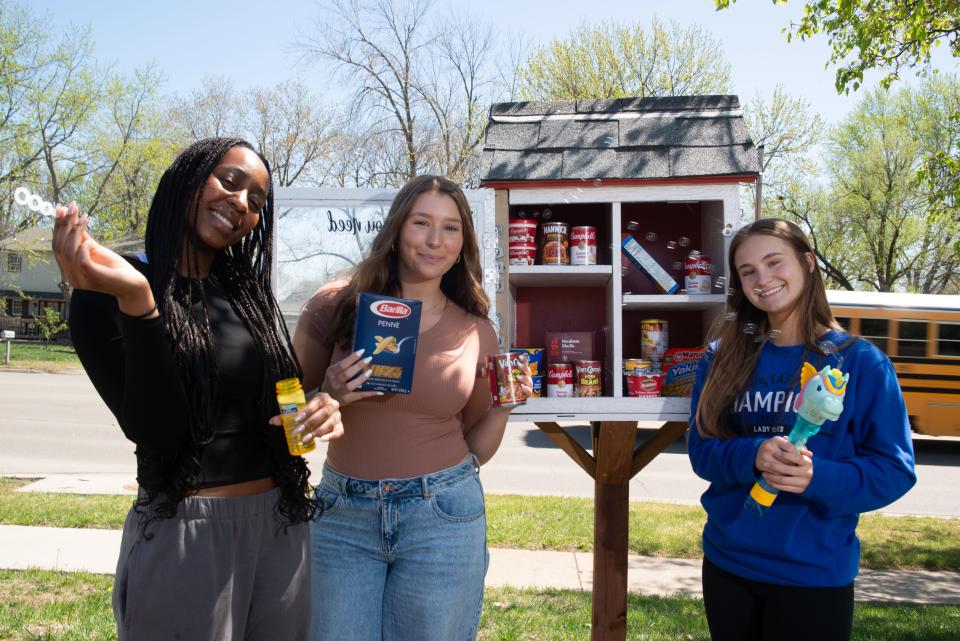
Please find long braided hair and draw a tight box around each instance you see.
[138,137,314,525]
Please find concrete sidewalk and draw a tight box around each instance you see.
[2,524,960,604]
[5,475,960,604]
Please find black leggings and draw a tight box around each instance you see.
[702,557,854,641]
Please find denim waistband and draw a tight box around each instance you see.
[321,456,478,499]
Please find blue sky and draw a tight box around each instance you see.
[26,0,957,125]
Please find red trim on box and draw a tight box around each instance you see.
[481,175,758,190]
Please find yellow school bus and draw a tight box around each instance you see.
[827,290,960,437]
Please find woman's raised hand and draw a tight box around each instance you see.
[52,203,154,314]
[321,349,384,406]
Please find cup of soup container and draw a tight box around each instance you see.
[509,242,537,266]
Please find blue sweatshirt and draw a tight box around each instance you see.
[687,330,916,587]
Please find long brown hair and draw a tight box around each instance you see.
[325,175,489,348]
[694,218,840,439]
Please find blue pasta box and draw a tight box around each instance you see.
[352,292,422,394]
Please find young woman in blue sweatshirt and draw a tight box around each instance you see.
[687,218,916,641]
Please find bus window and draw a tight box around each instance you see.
[835,316,852,331]
[860,318,889,354]
[938,322,960,357]
[897,320,928,357]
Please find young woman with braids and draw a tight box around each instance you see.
[687,218,916,641]
[294,175,531,641]
[51,138,342,641]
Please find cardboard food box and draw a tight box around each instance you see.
[660,347,706,396]
[545,331,595,365]
[621,236,680,294]
[352,293,422,394]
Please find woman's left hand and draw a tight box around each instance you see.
[759,436,813,493]
[269,391,343,443]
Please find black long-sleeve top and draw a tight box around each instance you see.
[69,259,273,491]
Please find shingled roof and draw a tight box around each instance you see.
[480,95,761,184]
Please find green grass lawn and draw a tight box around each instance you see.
[1,570,957,641]
[0,341,80,371]
[3,478,959,571]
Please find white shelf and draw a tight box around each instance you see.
[509,265,612,287]
[507,395,692,422]
[621,294,725,311]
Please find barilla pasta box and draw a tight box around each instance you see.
[660,347,706,396]
[352,293,422,394]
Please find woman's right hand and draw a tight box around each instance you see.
[321,348,384,406]
[52,203,154,314]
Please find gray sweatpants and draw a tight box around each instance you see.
[112,488,310,641]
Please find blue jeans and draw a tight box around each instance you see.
[309,456,488,641]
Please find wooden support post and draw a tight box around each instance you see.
[592,480,629,640]
[591,421,637,641]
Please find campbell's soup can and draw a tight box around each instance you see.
[487,352,527,408]
[626,373,662,397]
[575,360,602,397]
[546,362,574,397]
[509,242,537,266]
[541,222,569,265]
[508,219,538,245]
[641,319,669,361]
[569,226,597,265]
[684,254,712,294]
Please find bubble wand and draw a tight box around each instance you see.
[12,187,63,218]
[744,362,850,517]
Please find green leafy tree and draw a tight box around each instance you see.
[715,0,959,94]
[776,79,960,292]
[32,306,68,344]
[516,17,733,100]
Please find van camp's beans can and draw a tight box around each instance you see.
[575,360,602,397]
[641,319,669,361]
[684,254,712,294]
[541,222,569,265]
[546,362,574,397]
[487,352,527,408]
[569,226,597,265]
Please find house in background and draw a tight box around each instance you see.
[0,226,63,337]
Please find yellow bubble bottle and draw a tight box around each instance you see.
[275,378,316,456]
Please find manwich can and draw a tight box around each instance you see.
[541,222,570,265]
[487,352,528,408]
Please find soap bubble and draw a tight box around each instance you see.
[643,230,655,240]
[678,236,691,247]
[28,194,43,211]
[626,220,639,231]
[743,323,758,335]
[687,250,701,260]
[13,187,30,205]
[592,178,602,188]
[753,287,763,296]
[724,312,738,322]
[678,288,687,295]
[819,340,837,356]
[715,276,727,289]
[726,287,737,297]
[667,241,678,250]
[516,210,526,218]
[672,261,683,271]
[721,223,735,237]
[542,208,552,220]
